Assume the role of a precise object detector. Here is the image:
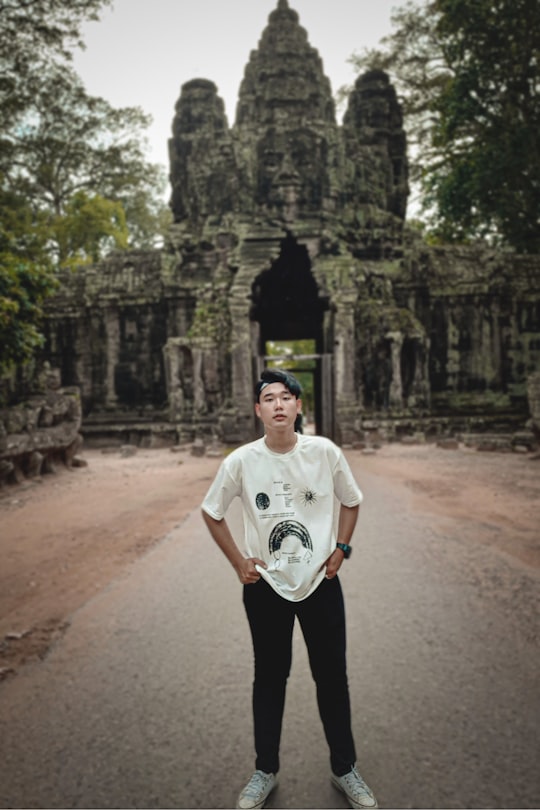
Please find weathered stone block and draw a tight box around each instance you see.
[0,366,83,486]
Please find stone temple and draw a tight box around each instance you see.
[42,0,540,448]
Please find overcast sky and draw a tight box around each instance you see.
[72,0,398,177]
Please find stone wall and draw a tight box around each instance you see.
[39,230,540,448]
[0,365,83,487]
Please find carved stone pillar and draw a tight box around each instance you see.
[334,288,358,443]
[104,308,119,408]
[229,294,255,442]
[192,347,206,415]
[410,337,430,409]
[334,305,356,400]
[386,331,403,409]
[162,338,184,421]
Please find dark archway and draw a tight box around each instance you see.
[251,235,326,348]
[250,235,331,435]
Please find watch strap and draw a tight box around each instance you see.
[336,542,352,558]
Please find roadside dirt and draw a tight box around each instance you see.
[1,441,539,679]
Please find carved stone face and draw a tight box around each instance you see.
[256,127,327,214]
[172,79,226,136]
[45,368,62,390]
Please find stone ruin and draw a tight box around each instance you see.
[0,364,84,487]
[15,0,540,454]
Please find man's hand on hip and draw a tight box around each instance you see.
[236,557,267,585]
[323,547,345,579]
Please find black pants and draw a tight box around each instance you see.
[242,575,356,776]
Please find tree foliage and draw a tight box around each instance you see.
[0,1,103,372]
[348,0,540,253]
[0,1,170,372]
[53,191,128,268]
[0,185,58,374]
[0,0,112,128]
[2,60,168,257]
[266,339,316,416]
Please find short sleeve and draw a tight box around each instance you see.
[201,454,243,519]
[332,448,363,507]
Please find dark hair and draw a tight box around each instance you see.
[254,368,302,402]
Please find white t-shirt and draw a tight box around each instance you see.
[201,433,363,601]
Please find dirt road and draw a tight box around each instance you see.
[0,440,538,808]
[1,441,539,677]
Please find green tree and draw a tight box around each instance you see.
[53,191,128,267]
[0,185,58,374]
[0,0,169,372]
[429,0,540,251]
[0,0,112,128]
[1,0,112,373]
[2,64,168,260]
[348,0,540,253]
[2,0,169,260]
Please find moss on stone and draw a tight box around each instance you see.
[187,285,231,342]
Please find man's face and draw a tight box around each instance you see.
[255,382,302,431]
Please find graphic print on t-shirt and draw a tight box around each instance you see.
[253,477,316,569]
[268,520,313,568]
[255,492,270,510]
[301,487,318,506]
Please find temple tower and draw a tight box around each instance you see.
[166,0,410,443]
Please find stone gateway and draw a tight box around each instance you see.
[43,0,540,448]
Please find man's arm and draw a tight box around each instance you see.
[324,503,359,579]
[201,509,267,585]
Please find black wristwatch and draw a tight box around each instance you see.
[336,543,352,559]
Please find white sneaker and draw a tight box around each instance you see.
[236,770,277,809]
[331,765,378,808]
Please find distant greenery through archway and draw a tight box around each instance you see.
[265,339,316,424]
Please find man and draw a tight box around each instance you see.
[201,369,377,809]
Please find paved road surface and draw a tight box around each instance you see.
[1,459,539,809]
